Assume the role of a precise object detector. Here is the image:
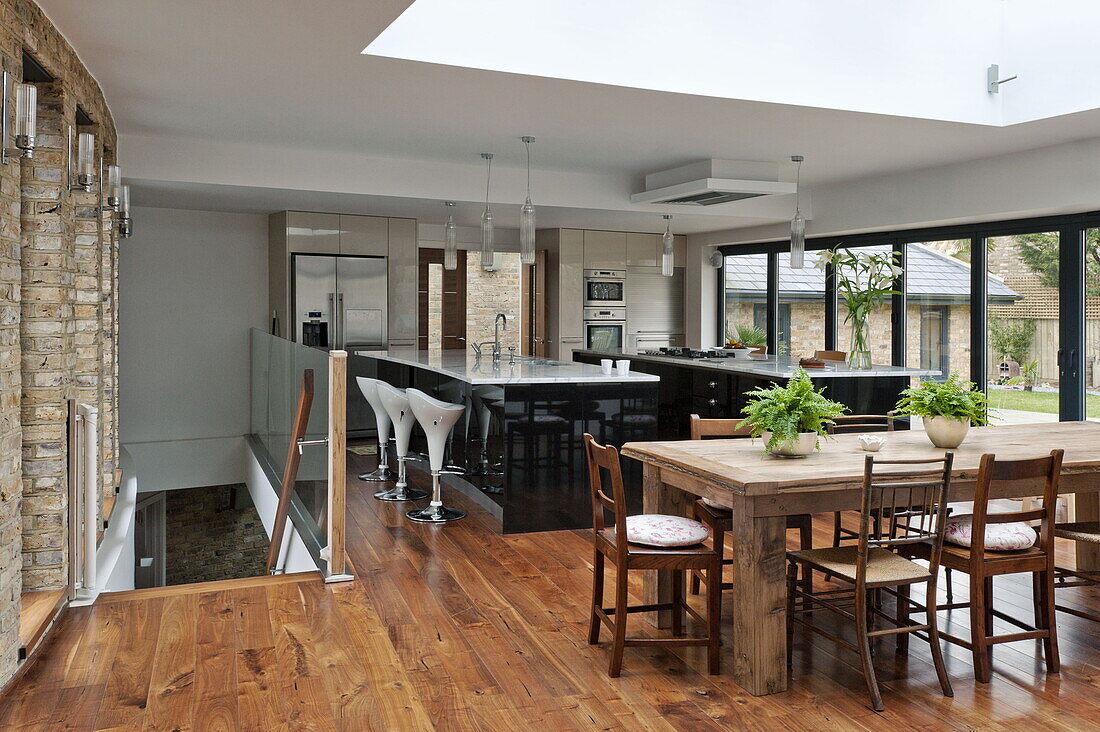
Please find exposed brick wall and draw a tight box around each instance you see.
[0,0,118,686]
[466,253,523,351]
[164,485,267,585]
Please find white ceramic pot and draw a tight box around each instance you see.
[923,416,970,449]
[762,431,818,457]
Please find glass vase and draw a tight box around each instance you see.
[848,315,872,369]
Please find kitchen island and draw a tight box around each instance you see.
[573,348,939,440]
[353,348,658,532]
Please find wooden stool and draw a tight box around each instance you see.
[1053,521,1100,622]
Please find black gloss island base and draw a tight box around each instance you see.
[355,349,659,533]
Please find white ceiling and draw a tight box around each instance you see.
[36,0,1100,232]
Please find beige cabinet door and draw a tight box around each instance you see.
[340,215,388,256]
[559,229,584,339]
[582,230,627,270]
[387,218,419,341]
[626,232,659,267]
[674,234,688,268]
[287,211,340,254]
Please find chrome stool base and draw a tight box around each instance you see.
[407,505,466,523]
[359,466,395,482]
[375,486,428,502]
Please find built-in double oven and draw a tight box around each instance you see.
[583,269,626,307]
[583,269,626,349]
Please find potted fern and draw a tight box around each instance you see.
[894,373,990,448]
[739,368,848,456]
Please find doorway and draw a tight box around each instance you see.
[418,248,467,349]
[134,492,166,589]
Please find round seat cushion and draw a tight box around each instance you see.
[625,514,710,547]
[944,516,1037,551]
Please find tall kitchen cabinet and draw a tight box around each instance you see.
[268,211,418,348]
[541,228,585,359]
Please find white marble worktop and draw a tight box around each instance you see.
[354,348,660,385]
[574,348,940,379]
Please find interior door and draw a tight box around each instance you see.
[418,248,467,349]
[524,250,548,356]
[134,492,166,589]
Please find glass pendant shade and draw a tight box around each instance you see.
[790,211,806,269]
[661,218,674,277]
[520,197,535,265]
[480,207,494,270]
[15,83,36,139]
[443,214,457,271]
[77,132,95,178]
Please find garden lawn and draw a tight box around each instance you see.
[987,388,1100,418]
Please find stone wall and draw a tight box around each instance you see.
[0,0,118,686]
[164,485,267,585]
[466,253,523,352]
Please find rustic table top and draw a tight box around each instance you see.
[622,421,1100,497]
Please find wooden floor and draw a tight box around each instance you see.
[18,589,66,658]
[3,452,1100,730]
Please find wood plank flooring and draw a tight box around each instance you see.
[2,450,1099,730]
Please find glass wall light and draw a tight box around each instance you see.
[661,215,675,276]
[519,136,536,265]
[480,152,494,271]
[106,164,122,209]
[790,155,805,269]
[118,184,132,238]
[443,201,458,271]
[1,72,37,163]
[68,127,97,191]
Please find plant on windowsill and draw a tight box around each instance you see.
[893,372,991,448]
[815,247,901,369]
[738,368,848,456]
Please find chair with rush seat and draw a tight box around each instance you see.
[1053,521,1100,622]
[584,433,721,678]
[787,453,956,712]
[405,388,467,523]
[686,414,814,597]
[373,383,429,502]
[355,377,395,482]
[902,450,1064,684]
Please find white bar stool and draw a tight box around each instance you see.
[355,377,395,482]
[374,382,429,502]
[470,385,503,476]
[405,388,467,523]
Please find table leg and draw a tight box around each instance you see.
[1076,492,1100,571]
[641,463,692,628]
[730,497,788,696]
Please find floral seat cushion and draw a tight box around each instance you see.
[625,514,710,547]
[944,515,1037,551]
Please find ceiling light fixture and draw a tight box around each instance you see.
[443,201,458,271]
[789,155,805,269]
[519,136,536,265]
[1,72,37,163]
[661,215,674,277]
[480,152,494,271]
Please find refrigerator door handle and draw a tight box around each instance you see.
[328,292,337,349]
[337,292,345,349]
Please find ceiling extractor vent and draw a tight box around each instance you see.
[631,159,796,206]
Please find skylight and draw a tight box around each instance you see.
[364,0,1100,127]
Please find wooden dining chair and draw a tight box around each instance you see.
[902,450,1063,683]
[827,414,896,550]
[814,350,847,362]
[686,414,813,596]
[583,433,722,677]
[1052,521,1100,622]
[787,453,956,712]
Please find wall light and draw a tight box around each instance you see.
[1,71,37,163]
[118,184,132,238]
[105,164,121,209]
[68,127,97,191]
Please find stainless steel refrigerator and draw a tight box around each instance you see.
[293,254,388,436]
[293,254,388,350]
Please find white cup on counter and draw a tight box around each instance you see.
[615,359,631,375]
[600,359,614,375]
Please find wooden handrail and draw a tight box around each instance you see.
[265,369,314,573]
[326,350,348,579]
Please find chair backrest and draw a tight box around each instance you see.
[689,414,752,440]
[828,414,895,434]
[855,453,955,587]
[815,350,846,362]
[968,450,1063,565]
[584,433,628,548]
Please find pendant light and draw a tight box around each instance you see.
[443,201,458,270]
[790,155,805,269]
[519,136,536,265]
[480,152,494,271]
[661,215,674,277]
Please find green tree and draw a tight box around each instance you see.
[989,315,1035,366]
[1016,230,1100,295]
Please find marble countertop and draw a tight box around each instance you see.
[354,348,660,385]
[574,348,940,379]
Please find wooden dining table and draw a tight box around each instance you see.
[621,421,1100,696]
